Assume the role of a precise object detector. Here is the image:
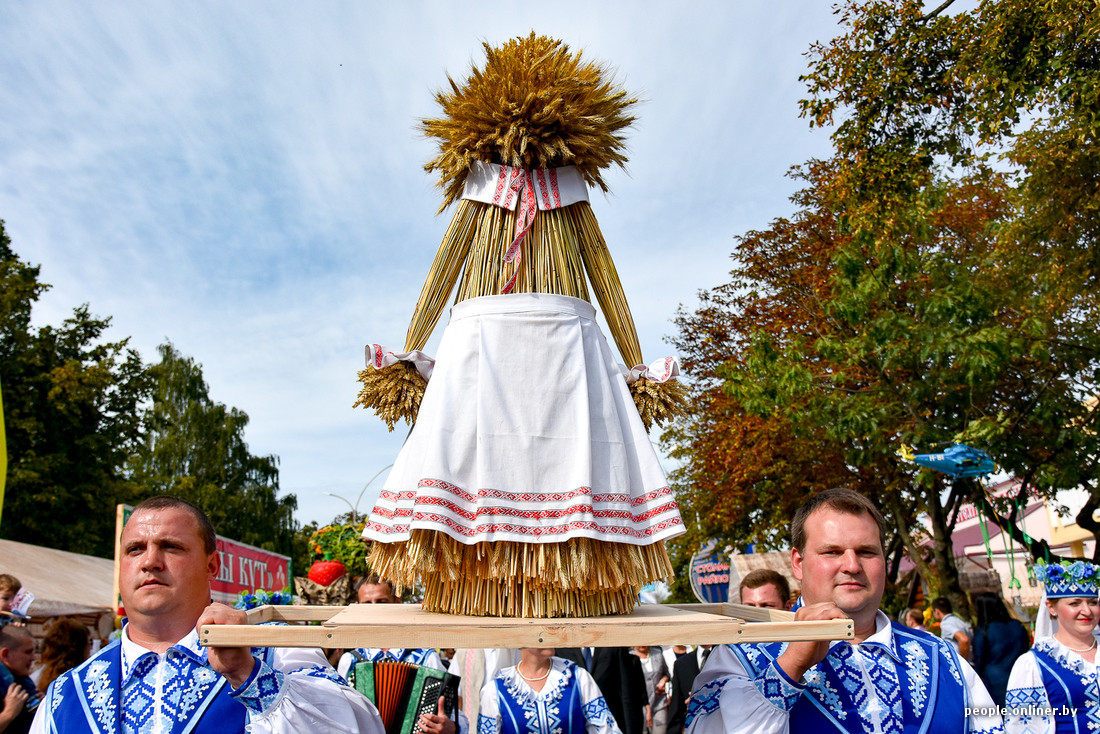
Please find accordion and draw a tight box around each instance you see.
[350,660,460,734]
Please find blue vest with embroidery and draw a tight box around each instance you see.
[733,622,969,734]
[42,640,247,734]
[495,663,587,734]
[1032,645,1100,734]
[356,648,436,665]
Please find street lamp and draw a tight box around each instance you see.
[323,463,394,524]
[323,492,356,520]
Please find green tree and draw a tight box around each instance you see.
[291,519,320,582]
[0,222,151,557]
[127,343,298,558]
[798,0,1100,563]
[669,0,1100,612]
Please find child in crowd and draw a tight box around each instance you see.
[0,576,21,629]
[0,625,40,734]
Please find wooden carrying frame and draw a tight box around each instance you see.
[200,603,853,649]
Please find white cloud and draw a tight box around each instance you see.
[0,0,842,527]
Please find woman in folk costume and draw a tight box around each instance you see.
[355,33,686,617]
[479,648,621,734]
[1004,560,1100,734]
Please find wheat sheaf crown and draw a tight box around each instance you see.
[422,32,639,212]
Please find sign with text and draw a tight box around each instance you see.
[210,537,290,604]
[113,504,291,611]
[689,541,731,604]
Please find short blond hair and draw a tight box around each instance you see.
[0,574,21,595]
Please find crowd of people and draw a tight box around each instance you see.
[1,576,94,733]
[2,491,1098,733]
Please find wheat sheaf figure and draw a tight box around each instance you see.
[355,33,687,617]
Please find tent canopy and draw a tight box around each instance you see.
[0,539,114,617]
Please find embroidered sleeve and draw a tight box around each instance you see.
[1004,652,1051,734]
[583,696,619,734]
[414,649,446,671]
[684,644,800,734]
[685,678,728,727]
[230,657,285,713]
[241,646,385,733]
[293,663,348,686]
[478,678,501,734]
[574,667,623,734]
[754,660,804,712]
[477,714,500,734]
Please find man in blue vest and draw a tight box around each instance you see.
[336,575,455,734]
[31,495,384,734]
[685,488,1004,734]
[336,575,445,678]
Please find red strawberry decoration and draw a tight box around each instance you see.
[308,558,347,587]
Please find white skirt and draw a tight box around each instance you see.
[364,293,684,546]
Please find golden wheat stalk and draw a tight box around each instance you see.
[405,200,480,351]
[422,33,638,212]
[353,362,427,430]
[631,377,691,432]
[571,204,644,367]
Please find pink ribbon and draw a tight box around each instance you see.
[492,166,564,294]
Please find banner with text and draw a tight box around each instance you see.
[210,537,290,604]
[689,541,731,604]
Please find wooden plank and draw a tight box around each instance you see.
[203,622,335,648]
[244,606,275,624]
[201,604,853,649]
[737,619,854,642]
[669,603,796,623]
[263,605,346,623]
[112,504,125,618]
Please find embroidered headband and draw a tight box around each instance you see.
[1035,559,1100,599]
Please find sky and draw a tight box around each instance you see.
[0,1,840,530]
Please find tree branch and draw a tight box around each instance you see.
[921,0,958,23]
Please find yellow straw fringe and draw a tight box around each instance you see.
[367,531,674,617]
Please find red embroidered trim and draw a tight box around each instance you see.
[367,514,684,538]
[371,498,680,525]
[378,490,418,502]
[401,479,672,508]
[549,168,561,208]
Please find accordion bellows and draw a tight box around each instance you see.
[351,660,459,734]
